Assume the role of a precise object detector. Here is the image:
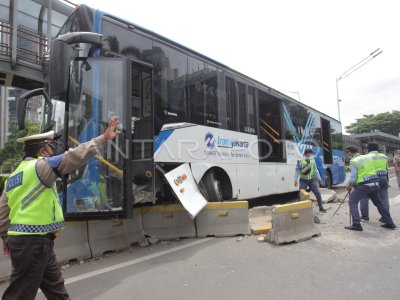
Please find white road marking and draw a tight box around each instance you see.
[65,237,214,285]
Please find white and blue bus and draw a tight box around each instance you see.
[18,4,345,220]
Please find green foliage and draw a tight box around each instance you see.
[0,120,41,169]
[345,111,400,136]
[0,176,7,194]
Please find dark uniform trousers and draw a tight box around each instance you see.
[299,178,324,210]
[2,235,70,300]
[349,183,394,226]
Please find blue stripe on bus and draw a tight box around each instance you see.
[153,130,174,153]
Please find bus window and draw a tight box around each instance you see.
[225,77,237,131]
[331,121,343,151]
[103,18,153,64]
[131,64,153,160]
[258,91,284,162]
[238,83,257,134]
[153,42,187,133]
[204,64,226,128]
[321,118,333,164]
[283,100,316,154]
[188,57,206,125]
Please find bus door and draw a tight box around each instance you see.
[321,118,333,164]
[320,117,337,184]
[258,91,289,194]
[15,58,134,220]
[129,61,155,205]
[64,58,132,219]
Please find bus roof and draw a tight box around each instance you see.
[69,4,340,124]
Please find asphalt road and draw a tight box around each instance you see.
[1,175,400,300]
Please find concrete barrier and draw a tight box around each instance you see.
[195,201,251,237]
[55,221,91,263]
[269,200,320,244]
[122,208,144,245]
[141,204,196,239]
[88,218,136,257]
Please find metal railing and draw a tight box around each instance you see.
[0,20,48,67]
[0,21,11,57]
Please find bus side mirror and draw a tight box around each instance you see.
[49,32,103,98]
[17,88,47,130]
[49,39,74,98]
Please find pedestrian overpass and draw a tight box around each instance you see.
[0,0,74,90]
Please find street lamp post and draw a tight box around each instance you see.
[336,48,383,122]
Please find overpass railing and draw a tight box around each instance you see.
[0,20,48,68]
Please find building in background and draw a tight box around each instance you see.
[343,131,400,163]
[0,0,73,173]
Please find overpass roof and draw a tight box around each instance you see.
[351,131,400,143]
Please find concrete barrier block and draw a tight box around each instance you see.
[269,200,321,245]
[122,208,144,245]
[195,201,251,237]
[141,204,196,239]
[55,221,91,263]
[88,219,131,257]
[0,254,11,281]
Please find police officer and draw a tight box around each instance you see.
[359,142,390,221]
[0,116,120,300]
[294,148,327,212]
[345,145,396,231]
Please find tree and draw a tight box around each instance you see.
[0,120,40,171]
[345,111,400,136]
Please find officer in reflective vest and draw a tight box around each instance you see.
[359,143,390,221]
[0,116,120,300]
[294,148,327,212]
[345,145,396,231]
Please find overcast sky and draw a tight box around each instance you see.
[75,0,400,133]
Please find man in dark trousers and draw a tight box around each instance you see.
[359,142,390,221]
[0,116,120,300]
[345,145,396,231]
[294,148,327,212]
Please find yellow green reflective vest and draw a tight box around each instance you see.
[5,159,65,235]
[299,158,316,180]
[367,152,388,176]
[350,154,378,184]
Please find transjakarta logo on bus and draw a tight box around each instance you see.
[204,132,249,149]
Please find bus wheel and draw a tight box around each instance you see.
[325,170,332,189]
[200,170,224,202]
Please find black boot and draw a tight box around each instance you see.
[345,224,363,231]
[381,223,396,230]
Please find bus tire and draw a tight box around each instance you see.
[200,169,226,202]
[324,170,332,189]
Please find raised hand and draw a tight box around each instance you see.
[103,116,121,141]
